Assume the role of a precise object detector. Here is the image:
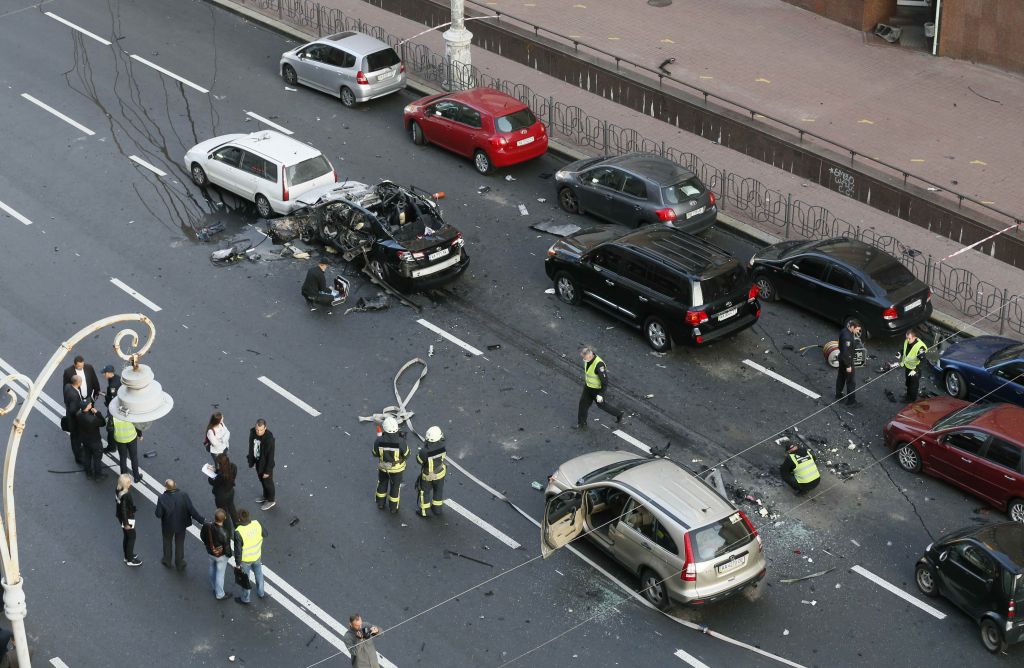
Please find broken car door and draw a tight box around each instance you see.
[541,490,586,558]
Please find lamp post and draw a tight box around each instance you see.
[0,314,173,667]
[443,0,473,90]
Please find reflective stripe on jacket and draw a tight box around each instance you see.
[790,453,821,484]
[111,418,137,444]
[237,520,264,563]
[373,435,409,474]
[418,445,447,481]
[584,356,604,389]
[902,339,928,370]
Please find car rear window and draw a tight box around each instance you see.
[365,48,400,72]
[495,108,536,133]
[662,178,704,205]
[868,258,916,292]
[933,403,995,430]
[286,155,332,186]
[698,266,748,304]
[690,513,754,561]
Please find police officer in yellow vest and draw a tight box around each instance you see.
[416,426,447,518]
[110,416,142,483]
[373,416,409,514]
[780,442,821,496]
[233,508,267,605]
[900,329,928,402]
[574,347,625,430]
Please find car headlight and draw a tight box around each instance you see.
[555,170,569,180]
[403,104,417,114]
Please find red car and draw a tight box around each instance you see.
[884,396,1024,521]
[403,88,548,175]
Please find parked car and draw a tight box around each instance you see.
[269,180,468,290]
[403,88,548,174]
[279,31,405,107]
[914,522,1024,652]
[749,238,932,337]
[934,335,1024,405]
[554,153,718,232]
[542,450,766,608]
[185,131,337,218]
[884,396,1024,521]
[545,224,760,350]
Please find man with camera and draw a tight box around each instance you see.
[342,614,381,668]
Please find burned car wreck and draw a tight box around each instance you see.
[270,180,469,290]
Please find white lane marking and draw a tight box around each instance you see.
[257,376,322,417]
[20,94,95,136]
[742,359,820,400]
[49,659,71,668]
[129,55,209,94]
[109,278,162,312]
[0,200,33,226]
[416,318,482,356]
[674,649,711,668]
[445,498,521,549]
[613,429,651,454]
[244,111,293,135]
[851,565,947,620]
[128,155,167,177]
[44,12,112,45]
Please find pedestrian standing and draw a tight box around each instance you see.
[101,364,122,409]
[574,347,624,429]
[835,320,862,406]
[209,453,239,528]
[372,417,408,514]
[76,400,107,480]
[205,412,230,464]
[155,479,205,572]
[247,419,276,511]
[62,355,100,403]
[62,375,88,466]
[416,426,447,518]
[233,509,267,605]
[110,416,142,483]
[200,509,233,601]
[900,329,928,402]
[342,614,381,668]
[115,473,142,567]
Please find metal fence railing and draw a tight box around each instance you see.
[231,0,1024,337]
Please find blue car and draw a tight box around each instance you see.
[935,335,1024,405]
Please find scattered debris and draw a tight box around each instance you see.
[544,287,555,294]
[511,455,523,462]
[537,197,547,203]
[505,175,516,182]
[444,549,493,568]
[428,345,434,357]
[284,86,297,91]
[487,344,501,350]
[530,481,544,490]
[800,600,817,606]
[782,629,790,636]
[538,172,553,179]
[477,185,491,194]
[644,394,654,399]
[518,204,529,216]
[850,539,861,547]
[847,440,857,450]
[289,517,300,526]
[758,507,769,517]
[344,293,391,314]
[531,221,581,237]
[835,583,842,589]
[143,451,157,458]
[195,221,225,241]
[779,567,835,584]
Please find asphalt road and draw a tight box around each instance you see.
[0,0,1013,666]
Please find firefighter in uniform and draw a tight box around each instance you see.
[900,329,928,402]
[373,416,409,514]
[574,347,624,429]
[416,426,447,518]
[780,442,821,496]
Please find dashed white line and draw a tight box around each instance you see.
[257,376,321,417]
[613,429,651,454]
[742,359,820,400]
[674,649,711,668]
[20,94,95,136]
[416,318,482,356]
[109,278,162,312]
[851,565,947,620]
[0,200,33,226]
[128,155,167,177]
[129,55,209,94]
[44,12,111,45]
[49,658,71,668]
[244,111,293,135]
[446,498,522,549]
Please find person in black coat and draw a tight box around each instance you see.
[62,355,100,403]
[101,364,121,409]
[76,400,107,480]
[248,419,276,510]
[115,473,142,567]
[302,259,342,306]
[835,320,863,406]
[155,479,205,571]
[209,453,239,529]
[63,376,88,465]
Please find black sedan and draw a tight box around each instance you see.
[749,238,931,337]
[554,153,718,233]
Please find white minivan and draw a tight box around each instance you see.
[185,131,337,217]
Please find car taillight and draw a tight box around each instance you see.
[399,62,405,74]
[282,170,289,202]
[656,207,677,222]
[539,123,547,135]
[333,170,338,183]
[748,284,760,302]
[1008,598,1016,620]
[451,232,464,247]
[356,71,369,85]
[739,510,763,551]
[708,191,717,206]
[685,309,708,326]
[883,306,898,320]
[681,533,697,582]
[927,289,932,302]
[547,245,557,257]
[491,136,509,148]
[398,250,423,262]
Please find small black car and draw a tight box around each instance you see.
[915,522,1024,653]
[749,238,931,337]
[554,153,718,233]
[545,225,760,350]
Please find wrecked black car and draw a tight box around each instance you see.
[270,180,469,290]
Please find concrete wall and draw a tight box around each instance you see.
[781,0,895,31]
[938,0,1024,74]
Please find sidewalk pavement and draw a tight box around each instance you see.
[222,0,1024,338]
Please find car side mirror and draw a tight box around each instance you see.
[785,263,796,274]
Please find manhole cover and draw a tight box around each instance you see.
[648,0,672,6]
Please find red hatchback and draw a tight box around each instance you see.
[403,88,548,175]
[884,396,1024,521]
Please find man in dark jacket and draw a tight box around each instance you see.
[835,320,862,406]
[248,419,276,511]
[101,364,122,453]
[75,400,107,480]
[155,479,205,571]
[63,375,88,465]
[62,355,100,403]
[302,259,343,306]
[200,509,234,600]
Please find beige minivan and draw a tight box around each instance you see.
[542,451,766,608]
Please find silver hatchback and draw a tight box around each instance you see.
[280,31,406,107]
[542,451,767,609]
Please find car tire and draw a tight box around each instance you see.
[896,443,922,473]
[558,187,580,214]
[643,316,672,353]
[190,163,209,187]
[282,64,297,86]
[639,568,671,611]
[340,86,357,108]
[1008,498,1024,523]
[914,562,939,598]
[410,121,426,146]
[473,150,493,175]
[753,273,777,302]
[981,618,1006,654]
[368,257,388,281]
[554,272,582,306]
[944,369,967,399]
[255,194,273,219]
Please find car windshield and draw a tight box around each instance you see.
[365,48,400,71]
[868,258,916,292]
[699,266,747,303]
[662,178,704,205]
[495,108,536,133]
[286,155,332,186]
[987,343,1024,367]
[576,459,644,485]
[934,403,996,430]
[690,514,754,561]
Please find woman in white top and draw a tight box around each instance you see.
[205,411,230,463]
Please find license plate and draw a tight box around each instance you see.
[686,206,706,219]
[377,70,396,81]
[428,248,450,261]
[717,307,738,321]
[516,136,535,147]
[717,554,747,575]
[904,298,921,311]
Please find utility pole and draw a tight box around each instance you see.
[443,0,473,90]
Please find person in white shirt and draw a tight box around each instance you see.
[205,412,231,463]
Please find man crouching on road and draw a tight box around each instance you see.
[780,442,821,496]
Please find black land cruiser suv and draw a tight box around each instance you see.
[544,225,760,350]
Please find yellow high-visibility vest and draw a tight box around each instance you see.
[236,521,264,563]
[902,339,928,371]
[584,356,604,389]
[111,418,137,444]
[790,453,820,484]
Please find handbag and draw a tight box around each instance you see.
[60,416,71,433]
[233,565,251,589]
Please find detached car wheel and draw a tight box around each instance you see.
[282,64,297,86]
[897,443,922,473]
[644,317,671,353]
[639,568,670,611]
[914,562,938,597]
[255,194,273,219]
[190,164,209,187]
[369,258,388,281]
[410,121,426,146]
[558,187,580,214]
[340,86,357,108]
[554,272,581,306]
[754,274,777,302]
[1008,498,1024,523]
[944,370,967,399]
[981,618,1006,654]
[473,150,493,175]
